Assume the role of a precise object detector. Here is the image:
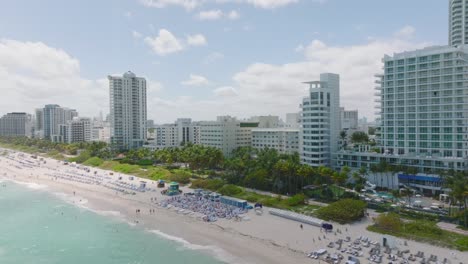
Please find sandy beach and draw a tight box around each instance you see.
[0,149,466,264]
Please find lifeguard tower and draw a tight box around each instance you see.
[166,182,181,196]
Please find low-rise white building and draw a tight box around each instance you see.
[198,116,259,156]
[252,128,300,154]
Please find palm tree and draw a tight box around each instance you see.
[340,130,347,149]
[445,172,468,227]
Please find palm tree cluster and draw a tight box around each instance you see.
[0,136,111,159]
[223,147,342,195]
[126,143,224,170]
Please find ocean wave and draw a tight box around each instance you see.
[93,210,122,217]
[148,229,238,264]
[10,180,48,190]
[52,192,89,210]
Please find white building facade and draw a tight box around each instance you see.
[108,71,147,150]
[340,108,358,130]
[198,116,259,156]
[252,128,300,154]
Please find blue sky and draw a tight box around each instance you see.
[0,0,448,123]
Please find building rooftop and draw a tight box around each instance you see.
[252,128,299,132]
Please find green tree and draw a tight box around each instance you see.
[350,131,369,144]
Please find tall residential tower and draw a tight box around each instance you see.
[108,71,147,150]
[449,0,468,46]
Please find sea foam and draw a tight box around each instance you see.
[148,229,239,264]
[10,180,48,190]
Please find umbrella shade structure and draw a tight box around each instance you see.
[220,196,248,209]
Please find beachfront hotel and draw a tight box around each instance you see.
[334,45,468,190]
[330,1,468,195]
[108,71,147,151]
[0,112,33,137]
[299,73,341,167]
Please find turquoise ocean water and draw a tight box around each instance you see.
[0,181,223,264]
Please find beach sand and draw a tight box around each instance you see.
[0,149,466,264]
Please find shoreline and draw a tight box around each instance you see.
[0,149,466,264]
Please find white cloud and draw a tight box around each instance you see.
[147,80,164,93]
[139,0,202,10]
[245,0,298,9]
[140,0,302,10]
[181,74,210,86]
[144,29,183,55]
[0,39,107,117]
[394,25,416,39]
[214,86,238,97]
[198,9,223,20]
[197,9,240,20]
[143,26,428,123]
[202,51,224,64]
[187,34,207,46]
[295,44,304,52]
[132,30,142,39]
[227,10,240,19]
[124,11,133,18]
[0,39,165,120]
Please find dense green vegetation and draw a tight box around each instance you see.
[223,147,352,195]
[315,199,367,224]
[369,213,468,251]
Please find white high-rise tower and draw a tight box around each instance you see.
[449,0,468,46]
[108,71,147,150]
[300,73,341,167]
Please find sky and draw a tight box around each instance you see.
[0,0,448,124]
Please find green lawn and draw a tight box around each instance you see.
[368,221,468,251]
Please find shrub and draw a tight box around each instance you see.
[260,197,278,206]
[190,179,225,191]
[72,150,91,163]
[83,157,104,167]
[285,193,306,206]
[374,213,402,232]
[136,159,153,166]
[112,163,140,174]
[315,199,367,224]
[168,173,191,185]
[218,184,243,196]
[405,220,443,237]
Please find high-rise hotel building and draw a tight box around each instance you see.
[108,71,147,150]
[300,73,341,167]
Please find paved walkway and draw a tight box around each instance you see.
[436,222,468,236]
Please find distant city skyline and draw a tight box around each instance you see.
[0,0,448,122]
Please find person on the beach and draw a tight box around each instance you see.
[300,224,303,230]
